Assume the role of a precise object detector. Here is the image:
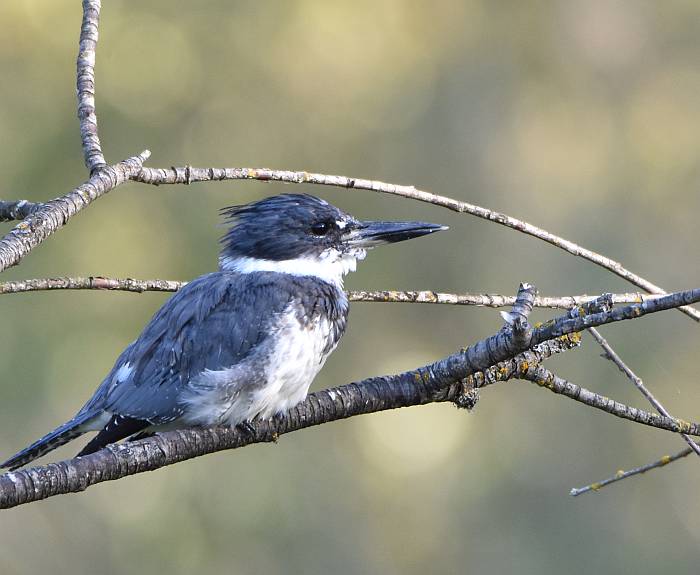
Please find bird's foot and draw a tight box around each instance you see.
[236,421,258,441]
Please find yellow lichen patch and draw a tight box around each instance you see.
[246,168,257,178]
[413,372,422,384]
[566,332,582,344]
[519,362,529,374]
[615,470,625,478]
[543,379,554,389]
[590,483,602,491]
[675,419,692,434]
[660,455,672,466]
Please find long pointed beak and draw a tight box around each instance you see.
[345,220,448,248]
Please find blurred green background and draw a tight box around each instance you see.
[2,0,700,573]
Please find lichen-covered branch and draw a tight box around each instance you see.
[0,275,671,310]
[0,276,184,295]
[132,165,700,321]
[570,447,693,497]
[589,327,700,457]
[77,0,106,173]
[0,152,149,273]
[529,288,700,345]
[0,316,582,510]
[518,364,700,435]
[3,286,700,509]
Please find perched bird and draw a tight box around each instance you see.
[2,193,446,470]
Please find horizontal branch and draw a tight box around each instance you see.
[0,276,184,295]
[0,275,671,310]
[132,165,700,321]
[0,152,149,274]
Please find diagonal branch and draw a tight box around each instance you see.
[0,152,149,274]
[2,286,700,508]
[0,321,580,510]
[132,166,700,321]
[588,327,700,456]
[77,0,106,173]
[570,447,693,496]
[517,364,700,436]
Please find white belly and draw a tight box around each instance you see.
[244,313,335,421]
[182,309,338,427]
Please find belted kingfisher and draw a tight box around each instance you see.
[2,193,446,470]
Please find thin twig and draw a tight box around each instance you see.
[570,447,692,496]
[517,364,700,436]
[589,327,700,457]
[132,165,700,322]
[0,275,672,310]
[0,152,149,274]
[77,0,106,173]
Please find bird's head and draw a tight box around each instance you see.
[219,193,446,287]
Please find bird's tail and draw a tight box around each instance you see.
[1,411,101,471]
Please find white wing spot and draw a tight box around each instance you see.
[114,363,133,383]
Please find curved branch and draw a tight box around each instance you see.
[0,152,149,274]
[77,0,106,173]
[133,166,700,321]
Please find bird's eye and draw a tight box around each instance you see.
[311,222,331,236]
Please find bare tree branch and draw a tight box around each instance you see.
[132,166,700,322]
[570,447,692,497]
[3,286,700,509]
[77,0,106,173]
[0,276,184,295]
[517,364,700,436]
[1,0,697,508]
[589,327,700,457]
[0,275,672,310]
[0,152,149,273]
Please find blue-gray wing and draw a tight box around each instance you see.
[79,272,298,424]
